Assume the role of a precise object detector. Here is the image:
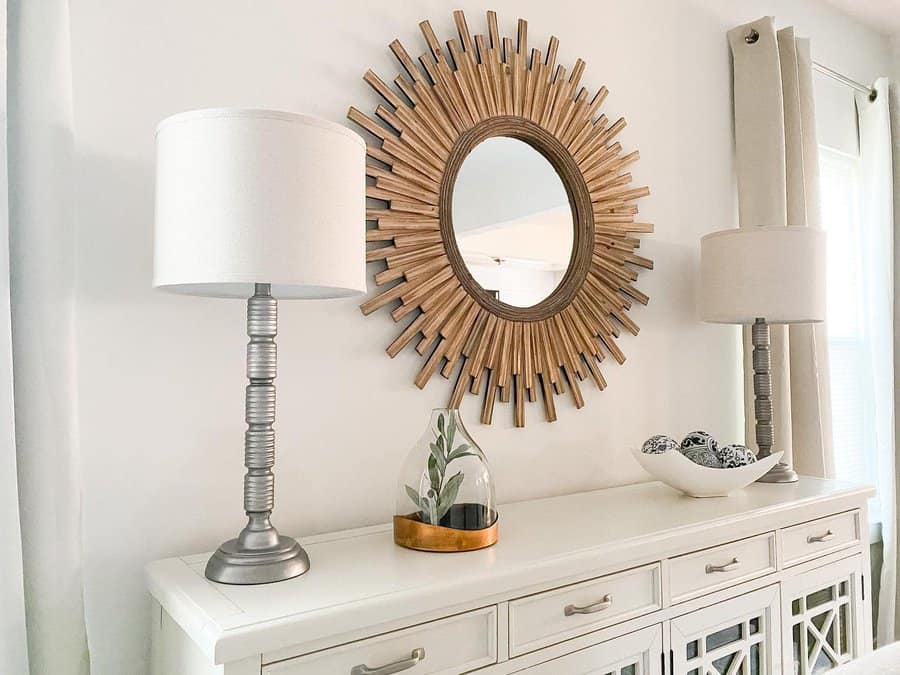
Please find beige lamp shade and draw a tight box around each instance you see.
[700,226,826,324]
[153,108,366,298]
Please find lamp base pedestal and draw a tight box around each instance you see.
[205,516,310,585]
[756,461,799,484]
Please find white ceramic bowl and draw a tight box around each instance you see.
[632,448,784,497]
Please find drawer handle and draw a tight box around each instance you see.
[807,530,835,544]
[564,594,613,616]
[706,557,741,574]
[350,648,425,675]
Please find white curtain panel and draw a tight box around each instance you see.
[0,2,29,673]
[891,72,900,648]
[856,78,898,646]
[727,17,834,477]
[8,0,91,672]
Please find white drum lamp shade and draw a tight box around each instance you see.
[154,108,366,298]
[699,226,826,324]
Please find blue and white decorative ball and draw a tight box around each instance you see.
[717,444,757,468]
[641,434,678,455]
[680,431,723,468]
[681,430,718,454]
[680,445,723,468]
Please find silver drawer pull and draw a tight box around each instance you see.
[564,594,613,616]
[807,530,835,544]
[350,648,425,675]
[706,557,741,574]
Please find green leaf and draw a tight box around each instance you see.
[437,413,445,435]
[436,471,464,522]
[449,444,487,464]
[446,414,457,448]
[420,494,438,525]
[427,454,441,492]
[463,443,487,460]
[429,442,446,474]
[404,484,422,510]
[447,443,471,462]
[447,451,478,464]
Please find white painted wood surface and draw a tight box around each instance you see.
[668,532,776,604]
[147,478,874,674]
[781,555,866,673]
[781,511,861,567]
[507,563,661,657]
[513,624,663,674]
[670,585,781,674]
[263,607,497,675]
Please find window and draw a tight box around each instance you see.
[819,146,883,524]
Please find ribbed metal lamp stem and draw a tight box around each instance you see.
[752,318,799,484]
[244,289,277,514]
[205,284,310,584]
[752,318,774,458]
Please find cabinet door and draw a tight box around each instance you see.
[671,585,780,675]
[514,624,662,675]
[781,555,865,674]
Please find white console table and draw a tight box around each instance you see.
[147,478,874,675]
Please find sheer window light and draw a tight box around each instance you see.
[820,145,884,524]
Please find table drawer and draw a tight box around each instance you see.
[782,510,860,567]
[263,606,497,675]
[669,532,776,604]
[508,563,661,657]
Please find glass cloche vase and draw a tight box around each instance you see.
[394,408,498,552]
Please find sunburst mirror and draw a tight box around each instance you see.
[350,10,653,426]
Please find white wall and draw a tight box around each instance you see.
[66,1,891,672]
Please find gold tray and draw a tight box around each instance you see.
[393,513,498,552]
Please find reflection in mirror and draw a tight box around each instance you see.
[452,137,574,308]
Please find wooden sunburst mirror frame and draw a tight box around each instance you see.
[350,10,653,427]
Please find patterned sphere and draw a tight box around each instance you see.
[680,445,724,468]
[717,444,758,468]
[641,435,679,455]
[681,430,719,455]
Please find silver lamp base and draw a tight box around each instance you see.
[205,283,310,585]
[756,461,799,484]
[206,515,310,585]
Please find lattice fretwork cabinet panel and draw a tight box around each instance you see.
[781,556,867,675]
[670,586,780,675]
[519,624,662,674]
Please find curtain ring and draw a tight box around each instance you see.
[745,28,760,44]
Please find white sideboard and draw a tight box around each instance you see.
[147,479,874,675]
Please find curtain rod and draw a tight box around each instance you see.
[812,61,877,101]
[743,28,877,101]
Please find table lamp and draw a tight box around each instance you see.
[153,109,365,584]
[700,226,826,483]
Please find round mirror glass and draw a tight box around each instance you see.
[452,137,574,308]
